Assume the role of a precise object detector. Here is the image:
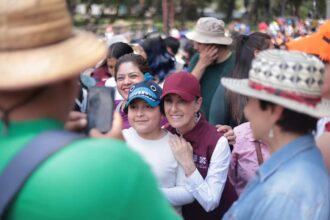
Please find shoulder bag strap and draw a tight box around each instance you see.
[0,130,84,218]
[254,141,264,166]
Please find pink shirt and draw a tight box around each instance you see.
[229,122,270,195]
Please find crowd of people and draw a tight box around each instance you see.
[229,17,324,49]
[1,0,330,220]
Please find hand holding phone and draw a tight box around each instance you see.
[89,112,124,140]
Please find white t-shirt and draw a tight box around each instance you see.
[104,78,123,101]
[123,128,194,210]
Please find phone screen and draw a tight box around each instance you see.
[85,86,115,134]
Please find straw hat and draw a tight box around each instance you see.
[186,17,232,45]
[222,49,329,118]
[0,0,106,91]
[286,20,330,62]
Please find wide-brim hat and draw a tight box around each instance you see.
[186,17,232,45]
[222,49,329,118]
[0,0,106,91]
[286,20,330,62]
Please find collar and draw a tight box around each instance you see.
[0,118,63,137]
[257,134,315,182]
[237,122,257,142]
[175,112,202,137]
[181,113,207,141]
[216,51,232,63]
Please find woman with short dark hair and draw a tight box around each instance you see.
[222,49,330,220]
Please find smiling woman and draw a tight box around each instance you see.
[160,72,237,220]
[113,53,156,128]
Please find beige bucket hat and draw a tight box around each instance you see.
[0,0,106,91]
[186,17,232,45]
[222,49,329,118]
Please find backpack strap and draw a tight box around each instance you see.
[0,130,85,218]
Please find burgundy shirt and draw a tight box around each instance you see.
[168,115,237,220]
[91,65,110,86]
[326,122,330,132]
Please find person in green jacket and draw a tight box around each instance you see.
[0,1,180,220]
[186,17,235,125]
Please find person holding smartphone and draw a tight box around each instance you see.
[0,0,181,219]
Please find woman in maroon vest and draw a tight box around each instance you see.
[161,72,238,220]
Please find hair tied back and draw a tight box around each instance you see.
[144,72,153,82]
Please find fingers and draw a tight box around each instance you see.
[89,112,124,141]
[89,128,104,138]
[111,111,123,135]
[217,125,231,133]
[207,45,218,57]
[64,111,87,132]
[199,45,218,64]
[169,135,181,150]
[68,111,87,120]
[186,141,193,152]
[169,135,192,152]
[216,125,236,145]
[226,134,236,145]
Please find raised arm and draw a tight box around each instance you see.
[191,45,219,80]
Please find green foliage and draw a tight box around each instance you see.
[69,0,328,33]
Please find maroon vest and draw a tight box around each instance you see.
[168,116,237,220]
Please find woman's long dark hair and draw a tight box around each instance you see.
[107,42,133,59]
[227,32,271,125]
[141,32,175,82]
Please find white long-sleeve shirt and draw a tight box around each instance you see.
[163,136,230,211]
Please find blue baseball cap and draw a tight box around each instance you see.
[124,79,162,113]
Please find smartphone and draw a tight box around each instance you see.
[85,86,115,134]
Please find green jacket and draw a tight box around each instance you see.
[188,53,235,125]
[1,119,180,220]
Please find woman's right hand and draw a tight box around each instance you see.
[169,135,196,176]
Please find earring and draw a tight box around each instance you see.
[268,128,274,139]
[194,112,200,123]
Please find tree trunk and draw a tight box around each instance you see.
[225,0,235,23]
[293,0,302,17]
[180,0,187,29]
[281,1,285,16]
[162,0,169,34]
[85,0,93,31]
